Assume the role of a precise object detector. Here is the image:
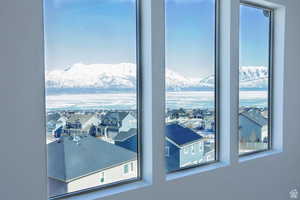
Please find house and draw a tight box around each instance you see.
[191,109,204,119]
[239,109,268,143]
[114,128,137,152]
[48,135,137,197]
[98,111,137,139]
[47,113,62,133]
[63,114,99,136]
[47,113,67,140]
[165,123,204,172]
[167,108,188,120]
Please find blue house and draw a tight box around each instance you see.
[114,128,137,152]
[239,109,268,143]
[165,124,204,172]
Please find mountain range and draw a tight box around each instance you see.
[45,63,268,92]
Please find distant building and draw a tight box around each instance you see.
[98,111,136,142]
[167,108,188,120]
[165,123,204,172]
[239,109,268,143]
[48,135,137,197]
[63,114,98,136]
[191,109,204,119]
[47,113,67,139]
[114,128,137,152]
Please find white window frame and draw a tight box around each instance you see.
[0,0,288,200]
[238,2,274,157]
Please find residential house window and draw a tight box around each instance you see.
[100,172,105,183]
[239,3,273,155]
[165,146,170,157]
[191,144,195,155]
[124,164,129,175]
[131,162,134,172]
[44,0,140,198]
[183,146,189,155]
[165,0,218,173]
[199,142,203,152]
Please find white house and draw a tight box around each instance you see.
[47,135,137,197]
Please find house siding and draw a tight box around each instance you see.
[165,140,180,172]
[239,115,263,142]
[48,177,68,197]
[115,135,137,152]
[67,160,137,194]
[180,141,204,167]
[119,114,137,132]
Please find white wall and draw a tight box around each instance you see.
[0,0,299,200]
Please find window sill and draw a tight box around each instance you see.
[239,149,282,163]
[166,161,229,182]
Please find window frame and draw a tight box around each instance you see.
[164,0,221,174]
[238,2,275,157]
[47,0,143,199]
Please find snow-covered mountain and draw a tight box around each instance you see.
[46,63,136,90]
[239,66,268,89]
[45,63,268,91]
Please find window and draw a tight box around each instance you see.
[165,146,170,157]
[199,142,203,152]
[124,164,129,174]
[44,0,140,198]
[191,144,195,155]
[100,172,105,183]
[131,162,134,172]
[239,3,273,155]
[183,147,189,155]
[165,0,218,173]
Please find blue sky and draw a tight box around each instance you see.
[240,5,270,68]
[44,0,270,78]
[44,0,137,70]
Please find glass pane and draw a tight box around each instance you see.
[239,4,271,155]
[44,0,139,197]
[165,0,217,173]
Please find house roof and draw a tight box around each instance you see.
[103,111,129,121]
[114,128,137,142]
[47,113,61,122]
[67,114,96,125]
[165,124,203,146]
[48,135,137,182]
[240,109,267,127]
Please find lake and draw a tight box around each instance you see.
[46,90,268,111]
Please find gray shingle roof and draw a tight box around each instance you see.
[67,114,96,125]
[240,109,267,127]
[47,113,61,122]
[166,124,203,146]
[48,136,137,182]
[114,128,137,142]
[104,111,129,121]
